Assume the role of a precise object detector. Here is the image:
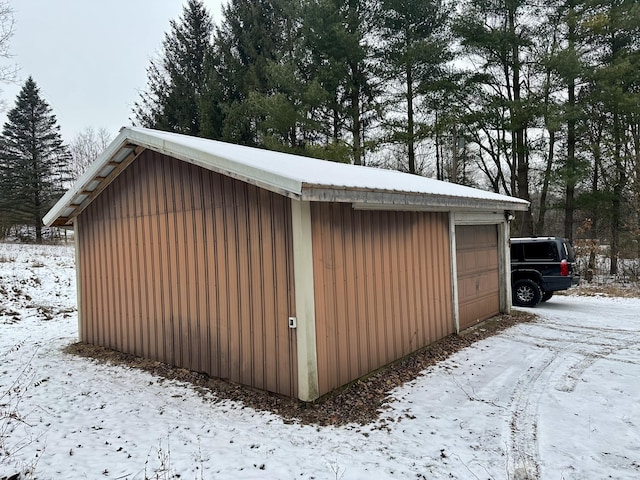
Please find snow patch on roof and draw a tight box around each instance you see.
[131,127,527,204]
[45,127,528,226]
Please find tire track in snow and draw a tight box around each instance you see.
[507,325,633,347]
[503,319,640,479]
[554,335,638,393]
[504,323,639,393]
[541,320,636,336]
[505,349,557,480]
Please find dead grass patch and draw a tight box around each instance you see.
[63,310,536,427]
[561,284,640,298]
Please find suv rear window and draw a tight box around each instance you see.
[523,242,558,261]
[510,244,523,261]
[563,242,576,262]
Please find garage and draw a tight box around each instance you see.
[456,224,500,330]
[44,127,528,400]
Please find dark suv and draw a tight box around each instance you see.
[510,237,580,307]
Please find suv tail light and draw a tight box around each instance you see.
[560,259,569,276]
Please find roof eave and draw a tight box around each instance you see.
[43,129,136,227]
[44,127,529,227]
[124,128,304,199]
[44,127,305,227]
[301,186,530,212]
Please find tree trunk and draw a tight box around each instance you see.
[352,95,362,166]
[349,59,363,166]
[610,192,620,275]
[564,13,577,241]
[435,110,442,180]
[451,126,459,183]
[610,110,625,275]
[332,94,340,143]
[35,194,42,244]
[537,130,555,234]
[406,63,415,174]
[589,122,603,237]
[509,6,533,236]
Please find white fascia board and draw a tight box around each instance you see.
[303,183,529,211]
[43,129,132,226]
[124,128,304,199]
[346,192,529,213]
[44,127,305,227]
[453,211,510,225]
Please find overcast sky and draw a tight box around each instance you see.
[0,0,224,143]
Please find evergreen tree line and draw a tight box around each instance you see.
[134,0,640,273]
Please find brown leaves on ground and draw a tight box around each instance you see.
[63,310,535,427]
[569,283,640,298]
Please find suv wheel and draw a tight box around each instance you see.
[541,291,554,302]
[513,279,542,307]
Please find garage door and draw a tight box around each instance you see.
[456,225,500,330]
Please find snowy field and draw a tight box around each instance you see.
[1,242,639,480]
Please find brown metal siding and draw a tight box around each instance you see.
[456,225,500,330]
[311,204,454,396]
[76,150,298,397]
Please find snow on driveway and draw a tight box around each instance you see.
[1,243,639,479]
[389,297,640,479]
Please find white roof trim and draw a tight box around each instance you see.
[44,127,529,226]
[124,128,305,198]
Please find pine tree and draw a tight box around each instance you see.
[454,0,546,235]
[133,0,213,136]
[538,0,589,239]
[0,77,72,243]
[303,0,380,165]
[579,0,640,273]
[220,0,332,156]
[375,0,451,174]
[212,0,295,146]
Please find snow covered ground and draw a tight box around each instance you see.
[1,242,639,480]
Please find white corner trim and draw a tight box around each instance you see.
[449,212,460,334]
[499,221,512,314]
[290,199,320,401]
[74,218,83,341]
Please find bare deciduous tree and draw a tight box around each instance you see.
[0,1,16,112]
[69,127,111,180]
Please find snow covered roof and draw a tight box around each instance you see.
[44,126,529,227]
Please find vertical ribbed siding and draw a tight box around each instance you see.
[456,225,500,330]
[311,203,454,396]
[76,151,297,397]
